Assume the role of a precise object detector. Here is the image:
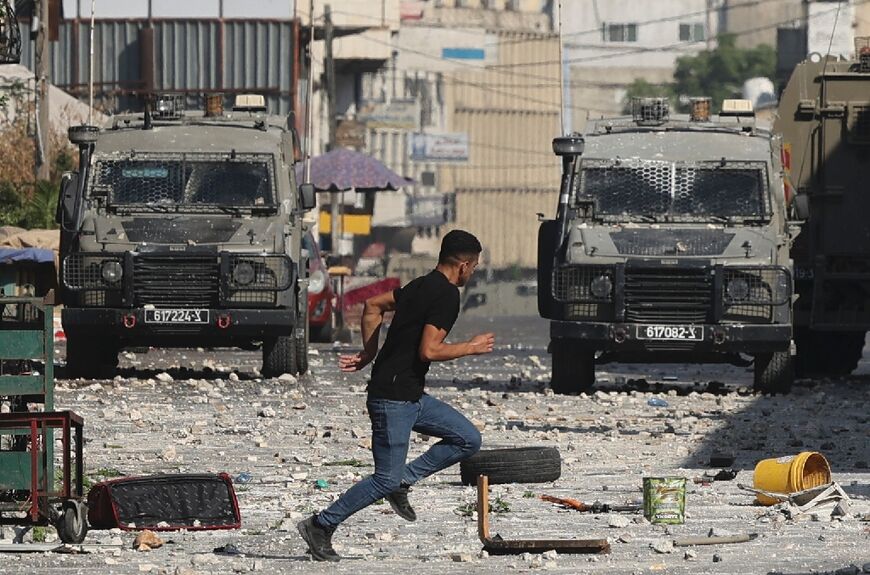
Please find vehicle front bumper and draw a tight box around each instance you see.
[550,320,791,354]
[63,307,296,344]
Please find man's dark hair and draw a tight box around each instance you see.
[438,230,482,264]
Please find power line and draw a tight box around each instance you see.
[504,1,869,68]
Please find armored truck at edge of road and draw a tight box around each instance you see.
[538,98,799,394]
[56,94,316,379]
[775,40,870,378]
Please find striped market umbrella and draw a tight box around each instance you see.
[299,148,414,192]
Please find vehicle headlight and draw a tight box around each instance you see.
[590,275,613,299]
[308,269,326,294]
[726,278,750,301]
[232,261,255,286]
[101,260,123,284]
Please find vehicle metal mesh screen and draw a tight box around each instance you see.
[722,268,790,306]
[551,265,613,303]
[63,254,123,290]
[578,159,769,218]
[91,153,276,207]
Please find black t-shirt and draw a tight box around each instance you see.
[368,270,460,401]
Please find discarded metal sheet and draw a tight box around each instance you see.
[476,475,610,555]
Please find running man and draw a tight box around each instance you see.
[297,230,495,561]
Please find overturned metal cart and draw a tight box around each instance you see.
[0,289,87,543]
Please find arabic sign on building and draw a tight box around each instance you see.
[410,132,469,163]
[357,100,420,129]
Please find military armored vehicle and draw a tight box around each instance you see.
[775,39,870,377]
[538,97,797,394]
[57,94,316,379]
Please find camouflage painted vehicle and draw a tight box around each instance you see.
[538,98,798,394]
[57,95,316,379]
[775,40,870,378]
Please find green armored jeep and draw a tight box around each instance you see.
[538,98,798,394]
[57,95,316,378]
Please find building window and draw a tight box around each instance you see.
[679,23,706,42]
[603,23,638,42]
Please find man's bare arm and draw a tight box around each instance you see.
[418,324,495,362]
[339,290,396,372]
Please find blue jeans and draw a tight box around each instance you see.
[317,394,482,528]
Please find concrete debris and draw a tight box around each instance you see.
[133,530,164,551]
[277,373,297,384]
[651,539,674,554]
[155,372,174,382]
[608,514,631,528]
[258,406,276,418]
[13,320,865,574]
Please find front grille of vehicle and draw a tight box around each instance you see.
[133,256,220,308]
[624,268,712,324]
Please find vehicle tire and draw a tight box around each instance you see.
[754,351,794,394]
[460,447,561,486]
[795,329,865,378]
[261,334,299,378]
[550,340,595,394]
[296,323,309,376]
[537,220,559,319]
[65,335,117,379]
[57,500,88,544]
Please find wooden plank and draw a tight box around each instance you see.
[476,473,611,555]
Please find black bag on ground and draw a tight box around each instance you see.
[87,473,241,531]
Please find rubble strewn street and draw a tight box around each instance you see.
[2,315,868,574]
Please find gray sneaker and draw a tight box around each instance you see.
[386,486,417,521]
[297,515,340,562]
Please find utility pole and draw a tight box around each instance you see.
[36,0,50,180]
[324,4,340,256]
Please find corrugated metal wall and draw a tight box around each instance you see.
[18,19,296,114]
[444,31,561,269]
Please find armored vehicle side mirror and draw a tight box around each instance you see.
[298,183,316,211]
[553,136,585,157]
[57,172,82,231]
[792,194,810,220]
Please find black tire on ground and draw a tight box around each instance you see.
[262,334,299,378]
[65,335,118,379]
[550,340,595,394]
[460,447,561,486]
[57,500,88,544]
[754,350,794,394]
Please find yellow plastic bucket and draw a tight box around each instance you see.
[753,451,831,506]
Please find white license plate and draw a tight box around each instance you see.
[144,309,209,324]
[636,325,704,341]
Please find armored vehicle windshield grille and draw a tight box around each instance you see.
[624,268,712,323]
[133,256,219,308]
[610,229,734,256]
[92,153,276,209]
[578,159,769,219]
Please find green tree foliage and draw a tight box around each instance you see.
[622,34,776,114]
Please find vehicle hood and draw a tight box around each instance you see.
[567,224,778,263]
[77,214,285,253]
